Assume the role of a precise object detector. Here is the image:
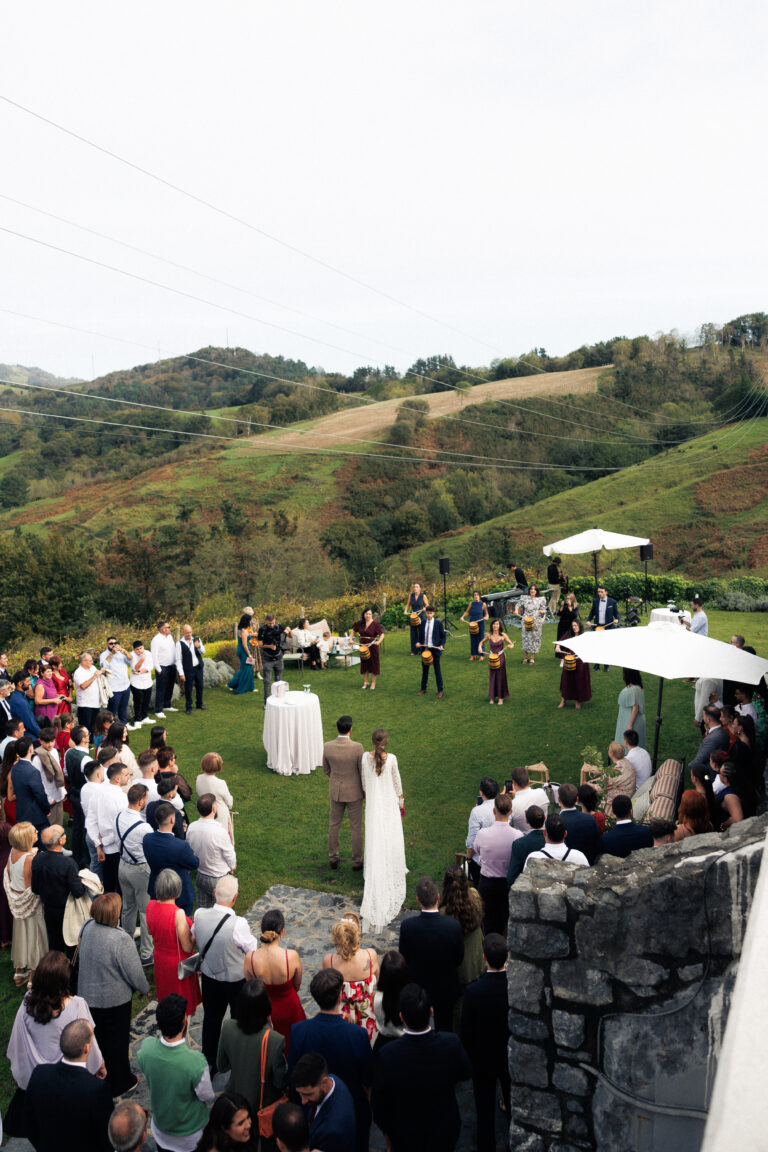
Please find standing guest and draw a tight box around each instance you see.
[509,561,527,590]
[372,983,471,1152]
[689,705,731,774]
[289,969,374,1152]
[557,783,601,864]
[106,721,140,783]
[473,792,521,935]
[597,795,654,857]
[506,805,547,886]
[100,637,132,725]
[48,655,72,716]
[31,727,66,827]
[352,608,385,691]
[53,712,75,759]
[147,778,186,837]
[586,583,620,670]
[459,590,489,662]
[0,678,16,739]
[4,820,48,987]
[273,1102,312,1152]
[116,783,153,965]
[186,795,236,908]
[682,594,708,635]
[30,825,84,953]
[23,1019,114,1152]
[243,908,305,1057]
[136,994,215,1152]
[509,766,550,833]
[0,650,10,681]
[144,803,199,915]
[0,731,20,824]
[81,760,107,879]
[293,617,322,669]
[10,670,40,739]
[34,665,64,726]
[694,675,723,728]
[461,934,511,1152]
[176,623,207,715]
[557,619,591,709]
[624,729,653,789]
[615,668,647,748]
[39,647,53,668]
[86,760,130,893]
[77,892,148,1097]
[24,659,41,690]
[323,715,364,871]
[129,640,154,729]
[673,790,714,841]
[546,556,562,615]
[194,874,259,1071]
[257,614,293,703]
[398,875,463,1032]
[415,605,446,698]
[73,653,108,736]
[372,950,409,1052]
[196,1091,258,1152]
[478,617,515,705]
[525,815,590,871]
[0,816,11,945]
[291,1052,356,1152]
[360,728,406,933]
[466,777,498,886]
[1,712,23,759]
[150,620,178,719]
[578,783,606,833]
[403,581,429,655]
[217,977,289,1119]
[196,751,235,843]
[5,952,105,1139]
[12,736,51,839]
[136,749,160,806]
[109,1102,149,1152]
[440,866,485,1032]
[157,744,193,807]
[515,583,547,665]
[228,610,257,695]
[145,868,201,1016]
[92,709,114,751]
[322,914,379,1042]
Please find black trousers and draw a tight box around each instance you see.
[183,664,204,710]
[472,1059,511,1152]
[69,797,88,868]
[102,851,121,895]
[201,974,244,1069]
[420,651,443,692]
[131,684,152,723]
[91,1001,136,1096]
[77,705,98,736]
[478,874,509,937]
[155,665,176,712]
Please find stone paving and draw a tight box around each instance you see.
[6,885,509,1151]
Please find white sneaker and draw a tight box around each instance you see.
[127,722,140,731]
[133,927,141,940]
[154,711,166,719]
[166,706,179,712]
[141,716,154,724]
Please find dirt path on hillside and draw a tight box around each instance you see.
[245,365,605,454]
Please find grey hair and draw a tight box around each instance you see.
[109,1102,148,1152]
[214,874,238,904]
[41,824,64,847]
[154,868,182,901]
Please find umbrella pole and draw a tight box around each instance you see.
[652,677,665,773]
[592,551,599,596]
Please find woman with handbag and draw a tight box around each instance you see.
[196,1091,259,1151]
[217,980,288,1150]
[146,867,202,1016]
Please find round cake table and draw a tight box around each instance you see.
[263,690,324,776]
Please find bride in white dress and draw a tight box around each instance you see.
[360,729,408,933]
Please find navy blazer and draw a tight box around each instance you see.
[688,724,730,773]
[308,1074,356,1152]
[398,911,463,1014]
[507,828,545,886]
[587,596,620,628]
[290,1013,373,1152]
[373,1031,471,1152]
[417,618,446,650]
[12,758,50,830]
[143,829,199,915]
[24,1060,114,1152]
[461,970,509,1072]
[560,808,602,864]
[9,689,40,738]
[597,821,654,859]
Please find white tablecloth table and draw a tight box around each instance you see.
[263,690,324,776]
[650,608,692,626]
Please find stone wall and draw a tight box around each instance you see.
[506,815,768,1152]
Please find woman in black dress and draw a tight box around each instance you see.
[557,592,579,643]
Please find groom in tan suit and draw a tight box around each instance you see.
[323,714,364,870]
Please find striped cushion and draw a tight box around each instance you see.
[646,759,683,822]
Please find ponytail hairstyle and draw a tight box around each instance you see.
[259,908,285,944]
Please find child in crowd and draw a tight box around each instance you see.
[317,631,333,669]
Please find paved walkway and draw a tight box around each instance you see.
[6,885,508,1151]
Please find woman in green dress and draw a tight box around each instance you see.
[227,611,256,694]
[440,865,485,1032]
[615,668,646,748]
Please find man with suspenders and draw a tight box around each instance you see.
[524,814,590,872]
[116,783,153,964]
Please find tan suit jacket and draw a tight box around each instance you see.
[322,736,364,802]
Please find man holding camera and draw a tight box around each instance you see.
[176,624,207,715]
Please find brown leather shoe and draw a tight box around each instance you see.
[437,691,444,698]
[329,860,339,870]
[417,690,426,696]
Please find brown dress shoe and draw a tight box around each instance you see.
[437,691,444,698]
[417,690,426,696]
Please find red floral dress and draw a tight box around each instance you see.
[332,950,378,1045]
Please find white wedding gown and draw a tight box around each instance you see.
[360,751,408,933]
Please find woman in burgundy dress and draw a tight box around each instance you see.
[557,619,591,710]
[243,909,305,1057]
[352,608,385,691]
[478,618,515,705]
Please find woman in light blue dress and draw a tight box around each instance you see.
[615,668,646,748]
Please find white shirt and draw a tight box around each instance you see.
[690,610,708,636]
[87,781,128,852]
[466,797,496,851]
[525,842,590,870]
[626,746,653,789]
[99,648,130,692]
[511,787,551,833]
[32,749,65,805]
[73,664,100,708]
[191,903,259,953]
[736,702,758,725]
[80,778,107,823]
[597,599,607,625]
[150,631,176,670]
[139,777,160,807]
[186,818,236,877]
[130,650,154,690]
[115,808,152,864]
[175,637,205,677]
[424,619,434,647]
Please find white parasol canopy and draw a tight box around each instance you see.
[542,528,649,557]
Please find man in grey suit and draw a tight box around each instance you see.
[688,705,730,774]
[323,715,364,871]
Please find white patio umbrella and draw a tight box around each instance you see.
[559,621,768,766]
[542,528,650,593]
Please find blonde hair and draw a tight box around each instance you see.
[200,752,223,775]
[9,821,37,851]
[608,741,626,761]
[371,729,388,775]
[331,915,361,960]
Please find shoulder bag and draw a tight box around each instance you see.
[257,1027,289,1138]
[177,910,229,980]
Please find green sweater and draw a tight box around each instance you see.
[137,1037,209,1137]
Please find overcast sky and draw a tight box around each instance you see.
[1,0,765,382]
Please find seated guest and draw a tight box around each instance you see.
[651,819,676,846]
[604,741,636,809]
[525,815,590,871]
[292,1052,356,1152]
[187,794,236,908]
[509,766,550,832]
[217,977,288,1116]
[507,805,546,886]
[715,760,752,829]
[460,933,510,1152]
[137,994,214,1152]
[473,792,521,935]
[673,790,713,841]
[23,1019,113,1152]
[623,729,653,789]
[465,776,498,885]
[597,795,654,858]
[577,784,606,833]
[688,705,730,774]
[558,782,601,864]
[293,618,322,669]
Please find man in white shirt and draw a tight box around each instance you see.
[73,652,108,735]
[175,624,207,716]
[150,621,178,719]
[116,783,153,964]
[0,715,24,758]
[683,594,708,636]
[509,766,550,833]
[734,686,758,726]
[623,729,653,789]
[81,760,107,879]
[129,641,155,728]
[86,761,130,894]
[136,749,160,806]
[525,815,590,871]
[465,777,498,885]
[186,795,237,908]
[99,637,132,726]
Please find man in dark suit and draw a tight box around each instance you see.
[176,624,206,714]
[398,875,463,1031]
[688,705,730,773]
[24,1019,113,1152]
[108,1102,149,1152]
[31,824,85,953]
[143,802,199,916]
[291,1052,355,1152]
[586,584,620,670]
[11,735,50,838]
[373,983,471,1152]
[597,795,654,859]
[558,783,602,864]
[323,715,364,871]
[507,804,546,886]
[289,969,373,1152]
[416,605,446,697]
[9,669,40,738]
[461,933,510,1152]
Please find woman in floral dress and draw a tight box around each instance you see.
[515,583,547,664]
[322,914,379,1045]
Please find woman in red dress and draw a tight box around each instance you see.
[243,909,304,1057]
[48,657,72,717]
[352,608,385,691]
[145,868,201,1016]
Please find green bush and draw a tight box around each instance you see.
[714,592,768,613]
